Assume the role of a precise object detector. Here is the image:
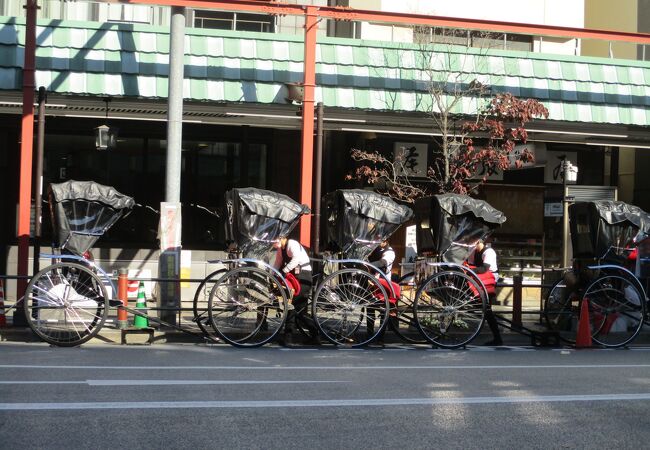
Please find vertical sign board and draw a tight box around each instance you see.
[402,224,417,278]
[545,151,577,184]
[394,142,428,178]
[158,202,182,325]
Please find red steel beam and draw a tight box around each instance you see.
[17,0,37,305]
[124,0,650,44]
[298,5,317,247]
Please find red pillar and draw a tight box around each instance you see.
[298,5,317,247]
[16,0,37,307]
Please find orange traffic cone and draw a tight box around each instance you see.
[575,298,592,348]
[0,280,6,327]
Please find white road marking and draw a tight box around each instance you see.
[1,393,650,410]
[0,364,649,370]
[0,380,348,386]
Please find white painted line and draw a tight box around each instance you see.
[0,380,348,386]
[1,364,649,371]
[2,393,650,410]
[87,380,347,386]
[0,381,84,385]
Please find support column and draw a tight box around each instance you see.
[159,6,185,326]
[298,5,318,247]
[15,0,38,325]
[166,6,185,204]
[33,86,46,275]
[312,102,323,255]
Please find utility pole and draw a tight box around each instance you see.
[158,6,186,326]
[562,160,578,268]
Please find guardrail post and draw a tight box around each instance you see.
[513,274,523,327]
[117,268,129,329]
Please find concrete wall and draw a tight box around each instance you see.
[583,0,638,58]
[349,0,584,54]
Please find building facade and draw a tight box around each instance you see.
[1,1,649,303]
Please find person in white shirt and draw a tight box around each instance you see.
[467,238,502,346]
[368,240,396,276]
[273,237,319,345]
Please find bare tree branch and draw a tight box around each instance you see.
[347,26,549,202]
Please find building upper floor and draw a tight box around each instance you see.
[0,0,647,60]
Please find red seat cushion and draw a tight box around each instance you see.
[376,278,400,305]
[285,272,301,296]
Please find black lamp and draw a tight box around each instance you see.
[95,98,118,151]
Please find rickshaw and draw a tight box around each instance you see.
[411,193,506,349]
[311,189,413,347]
[23,180,135,346]
[199,187,310,347]
[544,200,649,347]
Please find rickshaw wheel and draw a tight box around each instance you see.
[192,269,227,343]
[390,272,427,344]
[413,270,486,349]
[24,262,108,346]
[582,273,646,348]
[208,265,288,347]
[312,268,389,347]
[543,277,579,344]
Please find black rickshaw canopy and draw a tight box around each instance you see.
[49,180,135,255]
[225,187,310,257]
[570,200,650,262]
[324,189,413,260]
[414,193,506,264]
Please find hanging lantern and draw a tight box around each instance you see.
[94,124,118,151]
[95,97,118,151]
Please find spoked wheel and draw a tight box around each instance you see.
[313,268,389,347]
[583,273,646,347]
[390,273,427,344]
[24,262,108,346]
[208,266,288,347]
[414,270,486,349]
[544,277,579,344]
[192,269,226,343]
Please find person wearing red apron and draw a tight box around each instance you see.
[467,239,502,346]
[273,237,319,346]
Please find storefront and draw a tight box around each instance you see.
[1,16,650,302]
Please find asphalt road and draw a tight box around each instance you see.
[1,342,650,449]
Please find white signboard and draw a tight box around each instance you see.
[508,143,537,169]
[470,161,505,181]
[394,142,428,178]
[404,225,417,263]
[545,151,577,184]
[544,202,563,217]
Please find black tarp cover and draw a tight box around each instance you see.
[324,189,413,259]
[415,194,506,264]
[225,188,309,256]
[49,180,135,255]
[569,200,650,261]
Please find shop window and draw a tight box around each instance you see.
[193,10,275,32]
[180,140,269,248]
[414,27,533,52]
[37,133,268,249]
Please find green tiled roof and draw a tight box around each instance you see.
[1,17,650,125]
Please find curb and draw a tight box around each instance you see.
[2,326,649,347]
